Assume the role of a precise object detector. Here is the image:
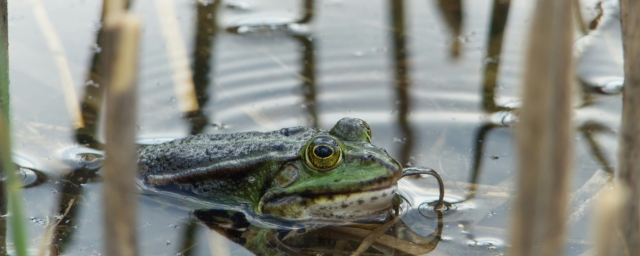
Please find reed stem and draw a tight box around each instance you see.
[101,13,141,256]
[508,0,574,255]
[616,0,640,254]
[592,184,627,255]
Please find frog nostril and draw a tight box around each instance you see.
[363,153,375,164]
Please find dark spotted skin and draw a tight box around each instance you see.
[138,126,317,185]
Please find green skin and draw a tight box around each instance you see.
[138,117,402,221]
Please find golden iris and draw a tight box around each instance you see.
[305,136,343,170]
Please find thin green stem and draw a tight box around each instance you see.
[0,1,29,254]
[0,111,28,256]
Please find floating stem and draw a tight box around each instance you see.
[402,167,445,211]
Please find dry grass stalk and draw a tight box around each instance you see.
[508,0,574,255]
[323,226,438,255]
[617,0,640,254]
[591,184,627,255]
[351,215,399,256]
[101,13,141,256]
[37,198,75,256]
[155,0,199,113]
[30,0,84,129]
[102,0,130,17]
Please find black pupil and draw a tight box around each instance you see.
[314,145,333,158]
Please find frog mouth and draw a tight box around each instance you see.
[258,184,398,221]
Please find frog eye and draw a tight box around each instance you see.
[329,118,372,142]
[305,136,343,171]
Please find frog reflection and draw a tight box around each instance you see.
[192,206,443,256]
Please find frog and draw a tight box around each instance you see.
[137,117,443,222]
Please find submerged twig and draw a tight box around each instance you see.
[402,167,445,211]
[351,214,399,256]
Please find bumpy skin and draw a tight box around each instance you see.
[138,127,316,184]
[138,118,402,221]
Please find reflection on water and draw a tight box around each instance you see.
[75,1,133,150]
[2,0,627,255]
[194,206,443,255]
[176,221,199,256]
[187,0,219,135]
[435,0,462,58]
[49,167,100,255]
[293,35,318,128]
[481,0,511,113]
[390,0,414,167]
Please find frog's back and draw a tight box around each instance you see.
[138,126,319,184]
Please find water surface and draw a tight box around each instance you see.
[4,0,623,255]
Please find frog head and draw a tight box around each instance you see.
[257,118,403,221]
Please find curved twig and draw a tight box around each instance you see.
[402,167,445,211]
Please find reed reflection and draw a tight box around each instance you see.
[467,123,501,198]
[187,0,220,135]
[481,0,511,113]
[390,0,414,167]
[297,0,314,24]
[579,121,615,174]
[222,1,318,127]
[75,0,133,149]
[462,0,512,200]
[467,0,615,202]
[177,221,199,256]
[292,35,318,128]
[50,168,100,255]
[435,0,463,58]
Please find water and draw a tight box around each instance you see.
[4,0,624,255]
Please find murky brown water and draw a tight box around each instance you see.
[3,0,623,255]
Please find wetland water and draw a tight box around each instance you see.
[4,0,622,255]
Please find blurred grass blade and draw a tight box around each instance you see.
[0,116,28,256]
[0,1,29,255]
